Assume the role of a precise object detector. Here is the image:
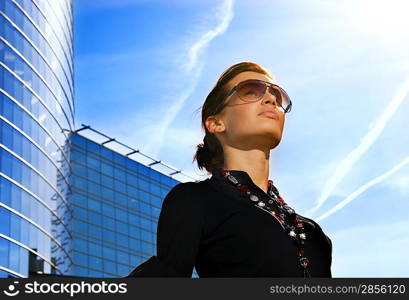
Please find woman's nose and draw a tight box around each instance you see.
[263,90,278,106]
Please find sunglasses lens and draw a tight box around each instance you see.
[277,88,292,113]
[271,86,291,111]
[236,80,292,113]
[237,81,266,102]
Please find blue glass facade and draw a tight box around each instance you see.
[1,0,200,279]
[0,0,74,278]
[67,132,189,277]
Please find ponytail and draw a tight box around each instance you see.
[193,132,224,174]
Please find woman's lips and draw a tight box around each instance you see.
[259,111,278,120]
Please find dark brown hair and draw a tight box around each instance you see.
[192,61,274,175]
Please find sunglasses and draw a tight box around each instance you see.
[215,79,292,114]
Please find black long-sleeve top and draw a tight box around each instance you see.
[125,169,332,277]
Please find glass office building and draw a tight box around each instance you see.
[66,127,199,277]
[1,0,200,279]
[0,0,74,277]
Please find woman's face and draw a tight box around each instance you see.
[210,71,286,151]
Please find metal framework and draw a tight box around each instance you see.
[72,124,201,183]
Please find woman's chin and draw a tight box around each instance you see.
[254,133,282,149]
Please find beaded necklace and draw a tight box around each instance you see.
[218,168,311,278]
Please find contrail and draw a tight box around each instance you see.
[145,0,235,158]
[184,0,235,73]
[305,75,409,217]
[315,155,409,223]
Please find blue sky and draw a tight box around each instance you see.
[73,0,409,277]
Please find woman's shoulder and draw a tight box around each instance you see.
[162,179,213,209]
[167,179,212,195]
[297,214,332,249]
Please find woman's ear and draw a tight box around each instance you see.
[205,115,225,134]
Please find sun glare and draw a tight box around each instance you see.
[344,0,409,42]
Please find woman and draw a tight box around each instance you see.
[125,61,332,278]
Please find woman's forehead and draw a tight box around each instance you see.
[227,71,275,88]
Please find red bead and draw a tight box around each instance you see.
[300,257,309,267]
[277,197,284,204]
[298,250,304,257]
[237,185,248,194]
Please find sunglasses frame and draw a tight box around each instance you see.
[213,79,292,114]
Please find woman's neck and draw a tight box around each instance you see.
[223,147,270,193]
